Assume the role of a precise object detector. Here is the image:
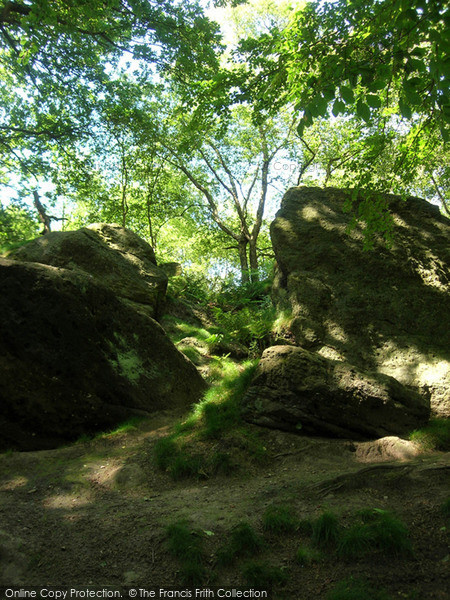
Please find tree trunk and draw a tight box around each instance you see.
[249,239,259,283]
[238,239,250,285]
[32,190,51,235]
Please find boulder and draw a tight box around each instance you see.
[0,257,206,451]
[10,223,168,320]
[243,346,430,439]
[270,187,450,418]
[354,436,421,463]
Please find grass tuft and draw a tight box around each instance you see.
[216,522,263,566]
[154,360,261,480]
[295,545,321,566]
[169,453,205,480]
[179,562,207,587]
[337,523,373,558]
[312,511,341,548]
[338,509,412,557]
[326,577,392,600]
[154,437,179,470]
[262,504,297,534]
[410,418,450,451]
[241,561,287,587]
[166,521,206,586]
[358,508,412,556]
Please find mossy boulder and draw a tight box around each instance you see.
[243,345,429,439]
[270,187,449,419]
[10,223,168,319]
[0,257,206,451]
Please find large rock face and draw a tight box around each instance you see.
[0,257,206,451]
[243,346,429,439]
[10,223,168,320]
[244,187,449,438]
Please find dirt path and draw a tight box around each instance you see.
[1,414,449,599]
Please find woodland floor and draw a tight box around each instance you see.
[0,410,449,600]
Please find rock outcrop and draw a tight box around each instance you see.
[10,223,168,320]
[243,345,429,439]
[244,187,449,437]
[0,256,206,451]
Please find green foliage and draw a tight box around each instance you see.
[162,315,211,346]
[0,0,222,200]
[295,545,321,566]
[169,453,206,481]
[154,437,206,481]
[359,509,412,555]
[241,561,287,587]
[410,418,450,451]
[311,511,341,548]
[0,202,39,248]
[166,521,206,586]
[154,438,180,471]
[326,578,392,600]
[337,524,373,558]
[339,509,412,557]
[277,0,448,133]
[232,0,449,228]
[210,302,275,354]
[167,272,212,306]
[217,522,263,566]
[262,505,297,534]
[195,360,259,438]
[154,359,261,479]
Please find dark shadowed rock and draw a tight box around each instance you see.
[0,257,206,451]
[243,346,429,439]
[10,223,168,319]
[270,187,450,418]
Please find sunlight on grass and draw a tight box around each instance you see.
[154,359,263,480]
[409,418,450,451]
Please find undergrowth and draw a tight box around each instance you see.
[301,509,412,558]
[241,561,287,587]
[262,504,297,534]
[75,416,146,444]
[295,545,321,565]
[154,360,265,479]
[409,418,450,451]
[165,520,207,586]
[216,522,263,566]
[312,511,341,548]
[326,577,392,600]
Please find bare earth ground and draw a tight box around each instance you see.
[1,411,449,600]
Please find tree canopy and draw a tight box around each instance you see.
[0,0,448,281]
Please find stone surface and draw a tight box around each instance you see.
[270,187,450,417]
[0,257,206,451]
[355,436,421,463]
[243,346,429,439]
[10,223,168,319]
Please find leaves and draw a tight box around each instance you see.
[340,85,355,105]
[356,100,371,123]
